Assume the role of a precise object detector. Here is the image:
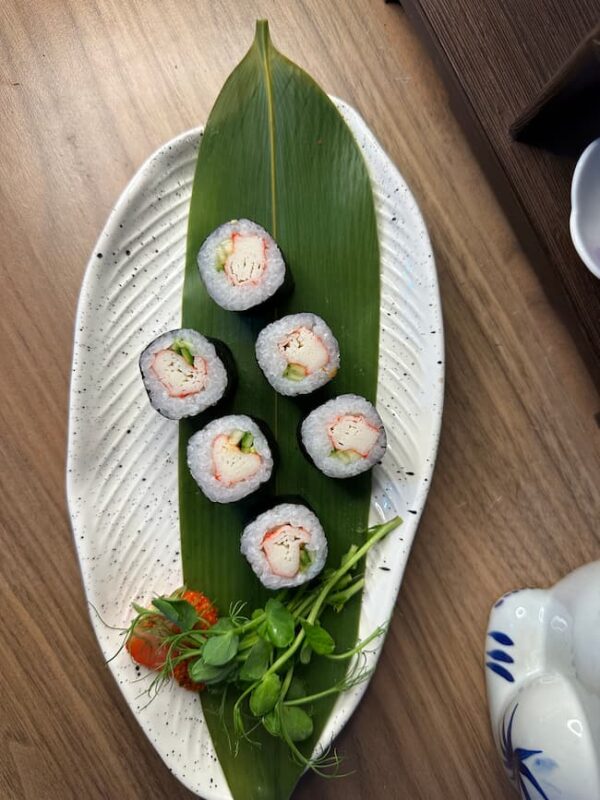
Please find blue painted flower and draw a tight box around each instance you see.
[501,705,551,800]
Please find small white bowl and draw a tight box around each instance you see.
[570,138,600,279]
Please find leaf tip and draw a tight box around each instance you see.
[254,19,270,50]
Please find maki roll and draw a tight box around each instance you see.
[301,394,387,478]
[197,219,285,311]
[255,313,340,396]
[139,329,228,420]
[187,415,273,503]
[241,503,327,589]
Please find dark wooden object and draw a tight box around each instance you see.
[511,21,600,144]
[400,0,600,380]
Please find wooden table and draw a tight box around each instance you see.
[400,0,600,377]
[1,2,598,798]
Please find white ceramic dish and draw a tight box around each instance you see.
[67,99,444,798]
[570,138,600,279]
[486,561,600,800]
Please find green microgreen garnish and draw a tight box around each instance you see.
[120,517,401,774]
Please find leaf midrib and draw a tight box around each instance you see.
[257,21,277,239]
[257,20,279,451]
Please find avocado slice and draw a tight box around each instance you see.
[282,363,307,381]
[329,449,362,465]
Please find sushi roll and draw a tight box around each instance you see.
[197,219,285,311]
[139,329,228,420]
[241,503,327,589]
[255,313,340,396]
[187,415,273,503]
[301,394,387,478]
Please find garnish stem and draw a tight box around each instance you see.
[237,634,259,652]
[326,577,365,606]
[261,518,400,679]
[264,629,306,677]
[280,666,294,699]
[307,517,401,625]
[324,625,386,660]
[284,685,350,707]
[235,614,266,635]
[291,591,319,619]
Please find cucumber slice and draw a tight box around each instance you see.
[216,239,233,271]
[170,339,195,365]
[299,546,314,573]
[240,432,255,453]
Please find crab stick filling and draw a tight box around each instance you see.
[261,525,311,578]
[328,414,380,458]
[151,349,207,398]
[279,327,330,380]
[217,233,267,286]
[212,431,261,486]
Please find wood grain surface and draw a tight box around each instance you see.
[0,1,598,798]
[400,0,600,375]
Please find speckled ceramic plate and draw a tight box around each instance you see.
[67,99,443,799]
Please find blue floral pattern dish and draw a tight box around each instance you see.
[485,561,600,800]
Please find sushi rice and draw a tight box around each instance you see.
[187,414,273,503]
[301,394,387,478]
[139,328,228,420]
[255,312,340,396]
[197,219,285,311]
[241,503,327,590]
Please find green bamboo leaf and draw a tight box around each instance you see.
[180,18,379,800]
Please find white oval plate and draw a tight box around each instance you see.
[67,99,443,799]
